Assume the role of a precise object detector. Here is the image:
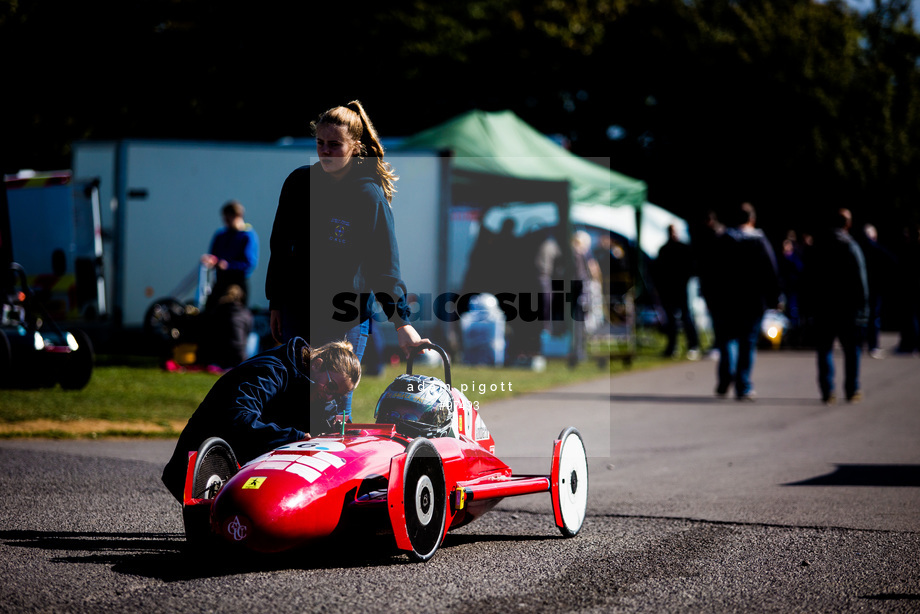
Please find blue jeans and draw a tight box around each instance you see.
[716,318,760,397]
[816,322,864,400]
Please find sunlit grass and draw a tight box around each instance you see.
[0,365,216,425]
[0,329,678,438]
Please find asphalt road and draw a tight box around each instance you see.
[1,335,918,613]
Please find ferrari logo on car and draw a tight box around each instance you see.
[242,477,266,489]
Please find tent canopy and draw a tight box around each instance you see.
[481,201,689,258]
[396,110,647,210]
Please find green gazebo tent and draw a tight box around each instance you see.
[397,109,646,210]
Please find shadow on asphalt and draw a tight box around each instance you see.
[0,529,408,579]
[0,529,557,579]
[784,464,920,487]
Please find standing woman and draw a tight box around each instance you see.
[266,100,426,417]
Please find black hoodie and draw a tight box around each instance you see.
[265,163,410,343]
[161,337,313,502]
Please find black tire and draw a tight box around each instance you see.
[403,438,447,562]
[191,437,239,500]
[183,439,238,546]
[59,329,94,390]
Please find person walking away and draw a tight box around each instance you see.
[710,202,781,401]
[654,224,701,360]
[805,209,869,404]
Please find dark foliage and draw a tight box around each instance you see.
[2,0,918,240]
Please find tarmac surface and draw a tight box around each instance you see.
[0,333,917,613]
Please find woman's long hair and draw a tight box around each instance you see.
[311,100,398,203]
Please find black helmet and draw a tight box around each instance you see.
[375,374,454,438]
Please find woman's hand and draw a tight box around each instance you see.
[396,324,429,357]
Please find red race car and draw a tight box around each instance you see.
[180,343,588,562]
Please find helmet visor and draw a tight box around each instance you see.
[375,398,427,424]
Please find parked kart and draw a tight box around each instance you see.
[181,343,588,562]
[0,263,94,389]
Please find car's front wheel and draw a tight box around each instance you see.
[552,427,588,537]
[402,438,447,562]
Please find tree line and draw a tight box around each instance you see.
[2,0,918,240]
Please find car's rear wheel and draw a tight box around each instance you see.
[184,438,239,545]
[403,438,446,562]
[553,427,588,537]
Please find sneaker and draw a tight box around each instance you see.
[847,391,863,403]
[869,348,885,359]
[736,390,757,402]
[822,393,837,405]
[686,348,701,361]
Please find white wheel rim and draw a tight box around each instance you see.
[559,433,588,532]
[204,474,223,499]
[415,475,434,526]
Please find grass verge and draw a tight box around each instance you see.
[0,332,679,438]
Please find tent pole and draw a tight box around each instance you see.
[633,204,644,303]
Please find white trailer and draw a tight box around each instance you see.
[3,171,106,321]
[72,140,449,345]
